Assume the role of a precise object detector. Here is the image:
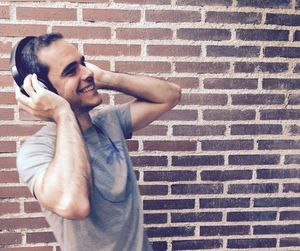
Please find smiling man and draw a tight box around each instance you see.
[13,33,181,251]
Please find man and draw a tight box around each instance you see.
[13,33,181,251]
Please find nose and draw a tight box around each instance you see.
[80,64,94,83]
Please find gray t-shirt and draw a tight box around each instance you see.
[17,104,153,251]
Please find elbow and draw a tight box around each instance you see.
[56,197,91,220]
[170,83,182,107]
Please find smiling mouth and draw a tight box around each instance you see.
[78,84,95,93]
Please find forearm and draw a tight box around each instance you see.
[38,109,91,218]
[95,70,181,105]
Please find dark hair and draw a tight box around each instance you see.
[19,33,63,92]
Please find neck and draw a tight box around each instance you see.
[76,112,93,132]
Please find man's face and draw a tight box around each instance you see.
[37,39,102,115]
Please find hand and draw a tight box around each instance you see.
[85,62,109,89]
[16,74,71,122]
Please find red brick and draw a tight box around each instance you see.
[0,248,52,251]
[114,93,135,104]
[86,60,111,71]
[0,186,32,199]
[0,125,42,136]
[0,202,20,216]
[0,233,22,245]
[146,10,201,22]
[180,94,228,105]
[203,109,256,121]
[116,28,172,40]
[0,57,10,71]
[26,232,56,243]
[17,7,77,21]
[24,201,42,213]
[126,140,139,152]
[176,62,230,74]
[0,217,49,230]
[206,11,261,24]
[134,125,168,136]
[159,109,198,121]
[0,74,13,87]
[167,77,199,89]
[115,0,170,3]
[53,26,111,39]
[0,6,10,19]
[0,41,11,54]
[84,44,141,56]
[143,140,197,151]
[0,24,47,37]
[0,92,16,105]
[83,9,141,22]
[147,45,201,57]
[115,61,171,73]
[0,171,19,183]
[51,0,108,2]
[177,28,231,41]
[0,141,16,153]
[0,108,14,120]
[0,157,16,169]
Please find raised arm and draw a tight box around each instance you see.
[16,74,91,219]
[86,63,181,131]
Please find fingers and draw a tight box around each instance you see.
[23,74,36,97]
[31,74,46,93]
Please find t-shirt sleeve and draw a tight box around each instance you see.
[16,127,55,197]
[116,103,133,139]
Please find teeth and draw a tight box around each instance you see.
[79,85,94,93]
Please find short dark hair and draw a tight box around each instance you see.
[19,32,63,92]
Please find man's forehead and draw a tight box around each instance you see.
[37,39,80,72]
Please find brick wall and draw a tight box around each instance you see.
[0,0,300,250]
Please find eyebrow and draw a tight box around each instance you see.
[60,55,85,77]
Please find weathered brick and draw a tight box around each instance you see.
[175,62,230,74]
[263,78,300,90]
[83,9,141,22]
[173,125,226,136]
[172,239,223,250]
[147,45,201,57]
[171,212,222,223]
[146,10,201,22]
[260,109,300,120]
[131,156,167,167]
[177,0,232,6]
[257,168,300,179]
[200,198,250,208]
[53,26,111,39]
[258,140,300,150]
[227,211,277,222]
[171,183,223,194]
[0,217,49,230]
[288,95,300,105]
[126,140,139,152]
[139,185,168,196]
[201,225,250,236]
[84,44,141,56]
[152,241,167,251]
[0,74,13,87]
[177,28,231,41]
[237,29,289,41]
[0,41,11,54]
[285,155,300,164]
[180,94,227,106]
[204,78,258,89]
[144,170,196,182]
[159,110,198,121]
[254,197,300,207]
[0,6,9,19]
[26,232,56,243]
[0,247,52,251]
[207,45,260,57]
[203,109,256,121]
[0,108,14,120]
[0,233,22,245]
[229,154,280,165]
[280,237,300,247]
[238,0,291,8]
[254,224,300,235]
[115,0,170,4]
[0,125,42,136]
[167,77,199,89]
[0,141,16,153]
[201,170,252,181]
[143,140,197,151]
[234,62,288,73]
[116,28,173,40]
[134,125,168,136]
[144,199,195,210]
[228,183,278,194]
[144,213,167,224]
[289,125,300,135]
[264,47,300,58]
[202,140,253,151]
[232,94,284,105]
[172,155,224,166]
[227,238,276,249]
[266,13,300,26]
[294,30,300,41]
[0,157,16,169]
[24,201,42,213]
[0,202,20,216]
[17,7,76,21]
[280,211,300,220]
[147,226,195,238]
[283,183,300,193]
[206,11,261,24]
[0,171,19,183]
[230,124,283,135]
[116,61,171,73]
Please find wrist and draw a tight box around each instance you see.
[53,105,73,123]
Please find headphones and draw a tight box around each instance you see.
[10,36,56,96]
